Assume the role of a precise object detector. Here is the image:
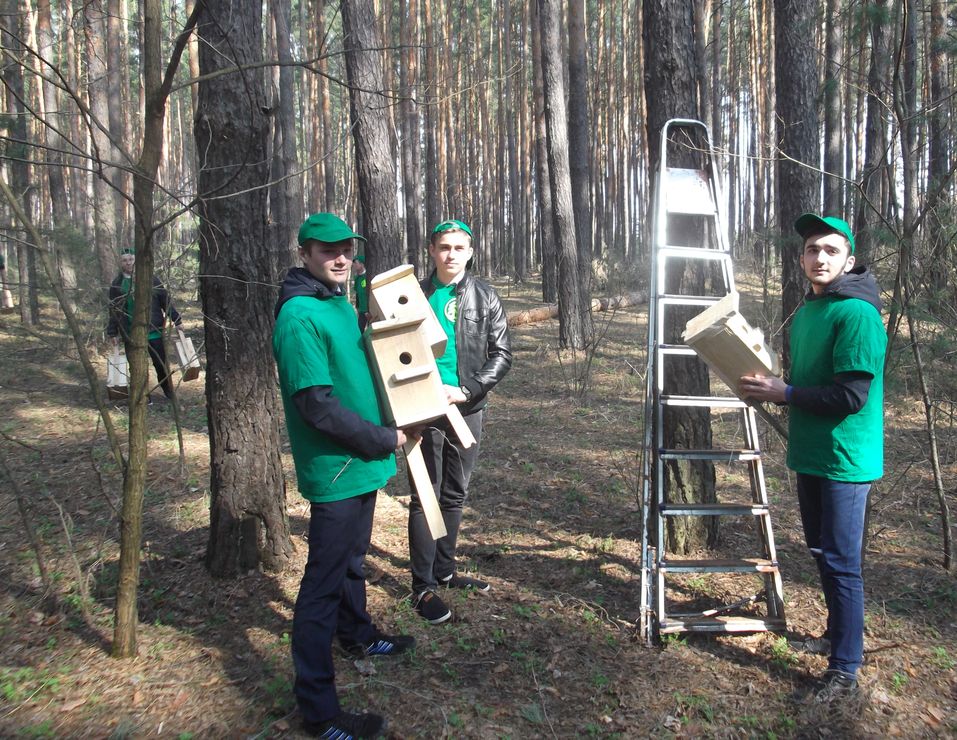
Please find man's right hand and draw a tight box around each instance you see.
[395,424,426,449]
[739,374,787,403]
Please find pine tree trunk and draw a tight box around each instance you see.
[644,0,716,554]
[538,0,587,350]
[341,0,403,275]
[195,0,294,580]
[567,0,592,315]
[822,0,844,214]
[531,0,556,303]
[774,0,819,368]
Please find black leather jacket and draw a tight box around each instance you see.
[421,271,512,414]
[106,273,181,339]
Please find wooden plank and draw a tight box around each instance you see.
[404,438,446,540]
[445,403,476,449]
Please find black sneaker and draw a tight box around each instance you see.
[304,711,386,739]
[814,669,858,702]
[345,632,416,657]
[414,590,452,624]
[440,573,491,593]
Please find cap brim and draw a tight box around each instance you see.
[794,213,831,240]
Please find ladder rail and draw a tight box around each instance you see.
[641,118,786,643]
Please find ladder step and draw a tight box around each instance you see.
[658,294,724,307]
[660,395,747,409]
[660,503,769,516]
[658,344,696,356]
[659,449,761,461]
[658,245,731,261]
[659,615,788,635]
[661,558,778,573]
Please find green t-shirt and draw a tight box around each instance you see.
[428,277,459,386]
[273,293,396,502]
[353,273,369,313]
[787,295,886,482]
[121,276,161,341]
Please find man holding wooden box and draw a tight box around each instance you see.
[408,219,512,625]
[273,212,417,739]
[740,214,885,700]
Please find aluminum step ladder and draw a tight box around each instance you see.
[639,119,786,645]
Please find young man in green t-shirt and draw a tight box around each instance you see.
[273,213,415,739]
[408,219,512,624]
[740,214,886,699]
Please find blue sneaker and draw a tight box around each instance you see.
[344,631,415,657]
[304,711,386,739]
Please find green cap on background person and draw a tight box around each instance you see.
[121,247,135,255]
[298,213,366,246]
[431,219,473,238]
[794,214,855,254]
[353,254,365,263]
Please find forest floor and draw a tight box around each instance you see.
[0,274,956,739]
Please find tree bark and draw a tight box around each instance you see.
[195,0,293,580]
[268,0,302,269]
[83,0,119,285]
[773,0,819,369]
[399,0,423,273]
[35,0,78,313]
[341,0,403,277]
[853,0,890,264]
[531,0,556,304]
[822,0,844,214]
[538,0,587,350]
[567,0,592,315]
[644,0,716,553]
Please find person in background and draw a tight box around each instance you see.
[740,213,885,700]
[409,219,512,625]
[352,253,370,331]
[106,248,182,403]
[274,212,417,739]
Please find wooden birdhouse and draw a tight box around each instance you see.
[365,264,477,540]
[683,292,780,396]
[368,265,446,357]
[365,314,449,429]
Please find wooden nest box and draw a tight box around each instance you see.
[365,264,476,540]
[683,292,780,396]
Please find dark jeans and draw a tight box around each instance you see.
[123,337,174,398]
[409,409,484,594]
[796,473,870,676]
[292,492,378,725]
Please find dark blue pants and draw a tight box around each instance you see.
[408,410,484,593]
[796,473,869,676]
[292,492,378,725]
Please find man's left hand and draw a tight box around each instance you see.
[444,385,468,404]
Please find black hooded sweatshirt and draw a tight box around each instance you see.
[274,267,397,460]
[787,265,883,416]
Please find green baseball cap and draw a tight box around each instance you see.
[431,219,473,238]
[121,247,135,255]
[298,213,365,246]
[353,253,365,263]
[794,213,855,254]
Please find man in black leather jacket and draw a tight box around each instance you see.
[106,249,183,401]
[409,219,512,624]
